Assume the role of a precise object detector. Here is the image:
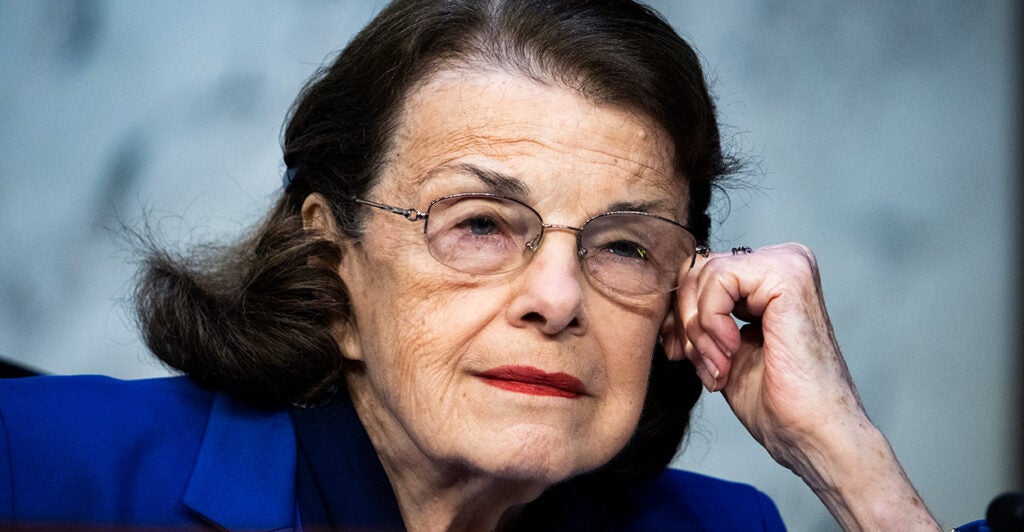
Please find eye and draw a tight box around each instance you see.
[602,240,649,261]
[460,215,500,236]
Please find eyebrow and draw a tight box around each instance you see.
[450,163,530,198]
[607,199,678,216]
[437,163,681,219]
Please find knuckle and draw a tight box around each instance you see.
[778,242,819,275]
[683,311,702,333]
[697,254,726,279]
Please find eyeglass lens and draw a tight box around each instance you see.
[423,194,696,295]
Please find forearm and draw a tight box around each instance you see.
[787,415,940,531]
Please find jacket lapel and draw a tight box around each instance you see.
[183,391,297,530]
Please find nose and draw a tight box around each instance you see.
[506,229,588,336]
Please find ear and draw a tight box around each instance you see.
[301,193,341,237]
[659,308,684,361]
[301,193,365,362]
[332,321,365,363]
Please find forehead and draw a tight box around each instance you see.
[381,69,684,213]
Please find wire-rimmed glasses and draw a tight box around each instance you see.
[352,193,706,296]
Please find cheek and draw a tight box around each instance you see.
[587,307,663,440]
[353,262,503,392]
[594,297,668,384]
[601,329,656,412]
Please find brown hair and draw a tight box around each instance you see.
[137,0,732,478]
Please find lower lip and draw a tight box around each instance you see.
[477,366,584,398]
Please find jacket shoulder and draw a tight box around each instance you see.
[0,373,212,408]
[0,375,217,526]
[0,375,215,453]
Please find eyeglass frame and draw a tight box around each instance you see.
[350,192,710,293]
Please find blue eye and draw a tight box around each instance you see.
[461,216,499,235]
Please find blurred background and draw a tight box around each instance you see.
[0,1,1019,529]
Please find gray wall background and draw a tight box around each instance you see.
[1,1,1018,529]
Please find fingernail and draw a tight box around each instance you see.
[714,338,732,359]
[702,357,720,383]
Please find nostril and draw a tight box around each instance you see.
[521,312,547,325]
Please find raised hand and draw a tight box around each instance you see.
[663,243,940,531]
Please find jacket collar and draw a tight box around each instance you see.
[183,391,297,530]
[290,389,404,529]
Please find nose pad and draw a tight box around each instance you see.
[525,230,544,252]
[506,231,587,336]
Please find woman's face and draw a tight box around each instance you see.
[335,70,685,485]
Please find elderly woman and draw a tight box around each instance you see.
[0,0,947,530]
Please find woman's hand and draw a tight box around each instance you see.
[664,243,940,531]
[669,243,855,461]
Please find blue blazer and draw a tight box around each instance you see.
[0,375,786,530]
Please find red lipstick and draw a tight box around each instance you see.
[477,365,585,398]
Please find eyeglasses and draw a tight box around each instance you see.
[352,193,708,296]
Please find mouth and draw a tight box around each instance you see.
[476,365,586,398]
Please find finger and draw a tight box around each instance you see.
[677,253,736,391]
[691,245,801,353]
[698,335,733,392]
[686,248,788,388]
[694,257,746,355]
[680,318,733,391]
[731,298,761,324]
[674,251,707,360]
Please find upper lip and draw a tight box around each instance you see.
[476,365,586,395]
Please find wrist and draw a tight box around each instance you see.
[783,416,940,531]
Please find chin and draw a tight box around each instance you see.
[463,425,618,485]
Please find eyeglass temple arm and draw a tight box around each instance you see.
[351,197,426,222]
